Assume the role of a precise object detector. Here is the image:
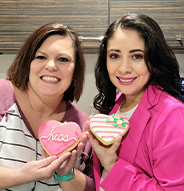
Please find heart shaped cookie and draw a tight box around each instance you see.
[39,120,81,157]
[90,114,129,145]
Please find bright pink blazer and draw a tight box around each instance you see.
[93,84,184,191]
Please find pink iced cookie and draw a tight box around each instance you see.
[38,120,81,157]
[89,114,129,146]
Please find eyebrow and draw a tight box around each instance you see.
[107,49,120,53]
[129,49,145,53]
[108,48,145,53]
[36,50,46,55]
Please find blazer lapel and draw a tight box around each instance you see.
[117,85,161,163]
[118,102,151,163]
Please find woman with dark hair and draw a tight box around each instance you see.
[87,13,184,190]
[0,23,95,191]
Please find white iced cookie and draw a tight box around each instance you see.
[89,114,129,145]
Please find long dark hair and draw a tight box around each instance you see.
[7,23,85,102]
[94,13,183,114]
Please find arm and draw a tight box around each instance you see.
[58,157,86,191]
[0,154,71,190]
[51,132,95,191]
[101,158,164,191]
[63,104,95,190]
[102,106,184,191]
[59,168,95,191]
[87,106,184,191]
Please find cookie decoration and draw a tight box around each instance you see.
[89,114,129,145]
[39,120,81,157]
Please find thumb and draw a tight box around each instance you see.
[111,136,122,151]
[85,120,91,132]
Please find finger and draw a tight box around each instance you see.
[81,131,89,138]
[87,131,102,149]
[85,120,91,132]
[111,136,122,151]
[49,153,72,174]
[75,142,84,157]
[80,133,88,145]
[41,147,50,158]
[68,150,78,165]
[38,156,57,169]
[88,115,92,120]
[87,129,97,143]
[85,122,98,145]
[41,147,47,159]
[58,150,77,170]
[52,152,72,168]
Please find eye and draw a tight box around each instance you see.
[132,54,144,60]
[58,57,69,63]
[109,53,119,59]
[35,55,46,60]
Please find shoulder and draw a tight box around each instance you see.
[158,93,184,125]
[135,85,184,129]
[156,88,183,111]
[0,78,13,94]
[147,87,184,128]
[143,87,184,144]
[141,84,183,109]
[0,78,10,88]
[0,79,16,120]
[0,79,15,105]
[151,96,184,149]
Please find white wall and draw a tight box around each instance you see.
[74,54,98,115]
[0,53,184,114]
[177,54,184,77]
[0,54,15,78]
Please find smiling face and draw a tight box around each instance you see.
[28,34,75,99]
[106,28,150,100]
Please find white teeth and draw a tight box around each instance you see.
[119,78,135,82]
[42,76,59,82]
